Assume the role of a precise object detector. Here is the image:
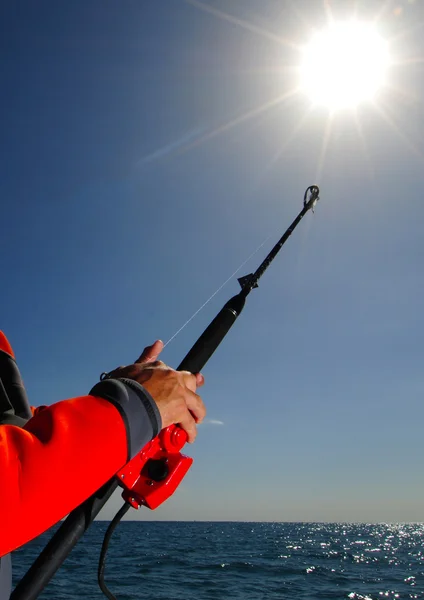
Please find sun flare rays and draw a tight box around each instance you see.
[138,1,424,182]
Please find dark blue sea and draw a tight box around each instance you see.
[11,522,424,599]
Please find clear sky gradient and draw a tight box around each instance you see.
[1,0,423,522]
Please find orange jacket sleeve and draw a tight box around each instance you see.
[0,338,162,557]
[0,395,130,556]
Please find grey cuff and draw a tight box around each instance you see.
[0,555,12,600]
[89,378,162,461]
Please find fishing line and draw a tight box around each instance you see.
[161,233,275,352]
[162,187,318,353]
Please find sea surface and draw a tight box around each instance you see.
[11,522,424,600]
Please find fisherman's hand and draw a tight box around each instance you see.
[106,341,206,443]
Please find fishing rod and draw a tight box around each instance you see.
[11,184,320,600]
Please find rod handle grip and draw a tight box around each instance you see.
[177,293,246,374]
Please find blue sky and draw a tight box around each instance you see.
[1,0,423,522]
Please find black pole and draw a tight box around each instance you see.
[0,349,33,422]
[11,185,319,600]
[178,185,319,373]
[243,185,319,293]
[11,482,119,600]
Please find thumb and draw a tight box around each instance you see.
[135,340,164,364]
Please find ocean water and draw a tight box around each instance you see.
[11,522,424,600]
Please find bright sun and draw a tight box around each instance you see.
[300,22,390,110]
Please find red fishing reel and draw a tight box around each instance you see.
[116,425,192,510]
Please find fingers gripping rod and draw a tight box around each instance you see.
[11,185,319,600]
